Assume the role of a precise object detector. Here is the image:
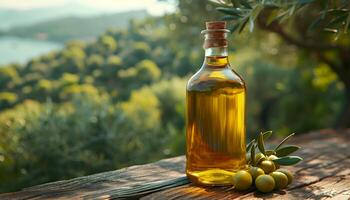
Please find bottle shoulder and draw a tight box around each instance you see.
[187,65,245,92]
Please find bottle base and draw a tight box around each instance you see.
[186,169,236,186]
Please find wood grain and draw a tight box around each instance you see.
[1,129,349,199]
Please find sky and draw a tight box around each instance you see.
[0,0,175,15]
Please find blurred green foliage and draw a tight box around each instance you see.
[214,0,350,128]
[0,0,345,192]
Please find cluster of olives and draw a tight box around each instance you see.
[232,153,293,193]
[228,131,301,193]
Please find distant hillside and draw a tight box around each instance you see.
[0,3,101,30]
[3,10,148,42]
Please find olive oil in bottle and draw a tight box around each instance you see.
[186,21,246,185]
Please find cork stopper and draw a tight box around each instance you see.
[206,21,227,30]
[202,21,229,49]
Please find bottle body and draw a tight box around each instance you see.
[186,56,246,185]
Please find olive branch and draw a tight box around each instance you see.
[247,131,303,166]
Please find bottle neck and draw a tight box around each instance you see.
[204,47,229,67]
[205,46,228,57]
[202,27,230,67]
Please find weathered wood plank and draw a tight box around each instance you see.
[0,156,187,199]
[1,129,349,199]
[143,129,350,200]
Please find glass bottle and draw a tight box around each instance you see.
[186,21,246,185]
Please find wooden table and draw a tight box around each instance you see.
[1,129,350,199]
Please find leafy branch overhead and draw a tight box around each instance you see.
[212,0,350,35]
[212,0,350,130]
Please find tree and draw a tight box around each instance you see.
[107,55,122,68]
[86,54,105,72]
[120,87,161,130]
[123,42,151,67]
[214,0,350,128]
[0,92,18,109]
[150,77,186,128]
[165,0,223,47]
[34,79,55,101]
[60,45,86,73]
[135,59,161,84]
[98,35,117,53]
[0,67,19,89]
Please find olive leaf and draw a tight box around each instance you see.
[246,139,255,152]
[265,149,276,156]
[231,0,239,7]
[308,16,323,32]
[229,23,240,33]
[320,0,328,19]
[257,132,265,155]
[238,16,249,33]
[207,0,230,8]
[249,17,255,32]
[262,130,273,140]
[344,13,350,33]
[297,0,316,5]
[248,4,264,32]
[275,133,295,150]
[246,153,251,164]
[272,156,303,166]
[251,142,256,166]
[239,0,252,9]
[216,7,244,16]
[276,145,300,157]
[221,15,240,21]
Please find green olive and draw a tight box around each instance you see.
[232,170,253,191]
[255,153,266,164]
[270,171,288,189]
[248,166,265,180]
[258,160,276,174]
[267,155,280,169]
[255,175,275,193]
[276,169,294,185]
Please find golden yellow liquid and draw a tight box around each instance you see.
[186,56,246,185]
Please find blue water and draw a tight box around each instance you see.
[0,36,62,66]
